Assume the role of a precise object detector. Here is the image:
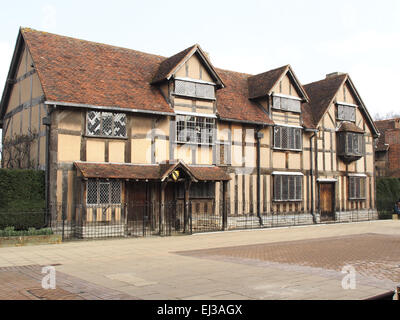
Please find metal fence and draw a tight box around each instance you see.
[0,199,392,241]
[44,200,385,240]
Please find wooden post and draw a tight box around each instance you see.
[160,181,167,236]
[222,180,228,230]
[184,180,191,233]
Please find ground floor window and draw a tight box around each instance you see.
[348,176,366,200]
[87,179,121,205]
[273,175,302,201]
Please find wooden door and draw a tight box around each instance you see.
[320,183,335,222]
[127,182,147,222]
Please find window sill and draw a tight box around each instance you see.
[172,93,216,101]
[84,135,128,140]
[175,141,215,146]
[273,147,302,152]
[272,200,303,203]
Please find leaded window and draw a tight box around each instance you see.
[349,176,366,200]
[272,95,301,112]
[87,179,121,205]
[274,126,302,150]
[176,115,215,144]
[174,80,215,99]
[337,104,356,122]
[274,175,302,201]
[86,111,126,138]
[337,132,365,157]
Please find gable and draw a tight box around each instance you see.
[335,81,357,105]
[174,53,214,83]
[1,41,45,140]
[271,71,301,98]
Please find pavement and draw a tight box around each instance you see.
[0,220,399,300]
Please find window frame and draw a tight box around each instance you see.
[337,132,365,157]
[86,110,127,139]
[336,103,356,122]
[273,125,303,151]
[348,176,366,200]
[173,79,216,100]
[86,179,122,206]
[272,94,302,113]
[175,115,216,145]
[273,174,303,202]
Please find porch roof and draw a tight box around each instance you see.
[74,161,231,181]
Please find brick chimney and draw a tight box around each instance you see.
[326,72,345,78]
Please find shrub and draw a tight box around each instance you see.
[0,226,53,237]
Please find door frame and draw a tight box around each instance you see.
[318,181,336,221]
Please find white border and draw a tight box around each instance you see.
[272,171,304,176]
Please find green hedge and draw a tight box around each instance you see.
[376,177,400,218]
[0,169,46,229]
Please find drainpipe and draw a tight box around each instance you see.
[42,105,53,226]
[309,129,317,223]
[255,127,264,226]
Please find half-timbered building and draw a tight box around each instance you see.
[0,28,379,237]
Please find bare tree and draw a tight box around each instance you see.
[1,130,37,169]
[373,111,400,121]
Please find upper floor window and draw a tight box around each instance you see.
[337,132,365,158]
[273,126,302,151]
[87,179,121,205]
[272,94,301,113]
[174,79,215,100]
[337,103,356,122]
[273,174,303,201]
[348,176,366,200]
[86,111,127,138]
[176,115,215,145]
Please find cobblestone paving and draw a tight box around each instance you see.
[0,265,137,300]
[178,233,400,284]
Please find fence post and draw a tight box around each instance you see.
[61,204,66,241]
[189,202,193,235]
[222,181,228,231]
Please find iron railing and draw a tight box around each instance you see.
[0,199,391,241]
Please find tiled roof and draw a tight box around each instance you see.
[74,162,230,181]
[247,65,289,99]
[22,28,173,114]
[75,162,162,180]
[20,28,272,125]
[337,121,364,133]
[216,69,273,124]
[303,74,347,128]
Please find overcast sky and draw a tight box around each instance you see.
[1,0,399,122]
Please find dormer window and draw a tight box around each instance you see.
[272,94,301,113]
[337,102,356,122]
[174,79,215,100]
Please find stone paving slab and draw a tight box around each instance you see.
[0,220,399,300]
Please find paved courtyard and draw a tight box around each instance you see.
[0,220,399,300]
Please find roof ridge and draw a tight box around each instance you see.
[21,27,167,60]
[304,73,347,88]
